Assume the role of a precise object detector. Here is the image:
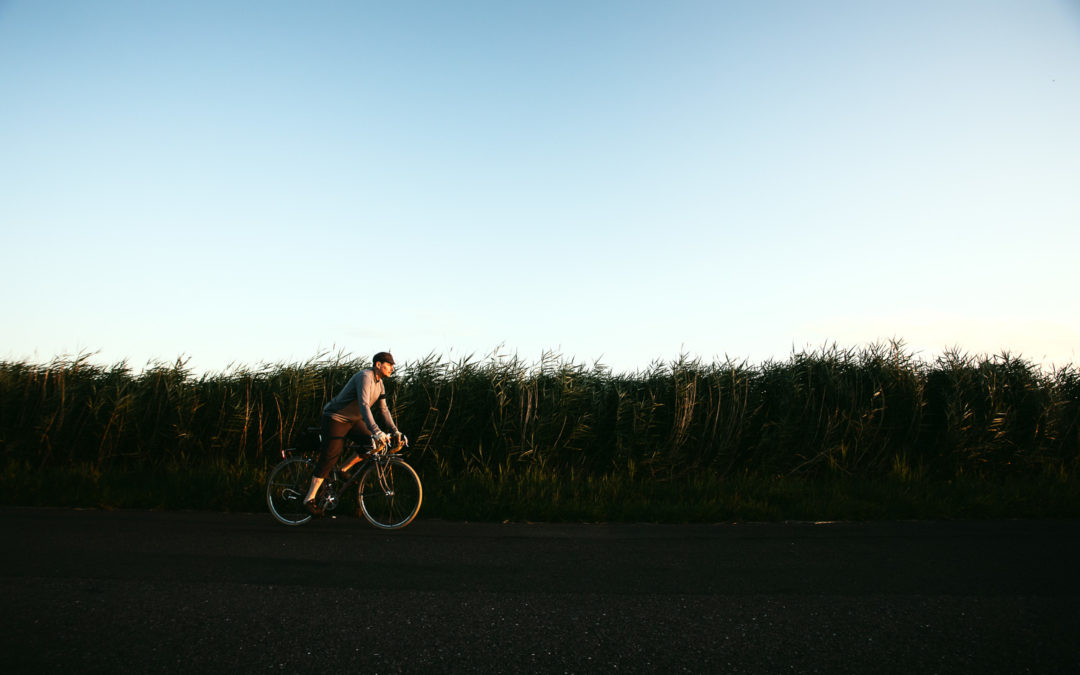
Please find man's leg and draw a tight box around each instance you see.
[338,420,375,475]
[303,417,352,507]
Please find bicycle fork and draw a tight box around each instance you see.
[373,461,396,497]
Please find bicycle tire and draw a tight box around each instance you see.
[266,456,314,526]
[358,457,422,530]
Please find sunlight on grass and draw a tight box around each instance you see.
[1,342,1077,520]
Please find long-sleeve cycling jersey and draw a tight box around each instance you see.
[322,368,398,435]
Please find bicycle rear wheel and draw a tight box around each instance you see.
[358,458,422,530]
[267,457,314,526]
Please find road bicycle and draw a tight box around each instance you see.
[266,431,422,530]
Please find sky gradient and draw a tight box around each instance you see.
[2,0,1078,373]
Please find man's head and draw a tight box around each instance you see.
[373,351,395,379]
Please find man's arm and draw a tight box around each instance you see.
[375,395,399,434]
[356,370,384,435]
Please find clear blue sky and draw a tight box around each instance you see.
[2,0,1078,373]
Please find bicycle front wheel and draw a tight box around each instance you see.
[267,457,314,526]
[358,458,422,530]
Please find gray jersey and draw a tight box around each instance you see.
[322,368,398,434]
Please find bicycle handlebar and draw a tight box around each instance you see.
[371,433,409,454]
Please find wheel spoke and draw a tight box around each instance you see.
[359,459,422,529]
[266,458,314,526]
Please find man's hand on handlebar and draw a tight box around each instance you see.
[372,430,408,452]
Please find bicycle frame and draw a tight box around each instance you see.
[316,437,408,508]
[267,430,421,528]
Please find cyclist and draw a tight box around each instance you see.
[302,351,406,516]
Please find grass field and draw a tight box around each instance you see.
[2,342,1077,521]
[3,459,1076,522]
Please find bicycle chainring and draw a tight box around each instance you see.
[318,484,340,511]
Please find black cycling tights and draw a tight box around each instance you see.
[314,415,373,479]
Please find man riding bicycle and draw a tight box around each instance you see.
[302,351,406,516]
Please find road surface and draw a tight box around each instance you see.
[2,508,1077,673]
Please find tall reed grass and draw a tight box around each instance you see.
[2,342,1076,487]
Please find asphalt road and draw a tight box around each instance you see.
[2,508,1078,674]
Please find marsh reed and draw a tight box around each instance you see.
[1,342,1076,517]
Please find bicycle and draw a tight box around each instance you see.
[266,431,422,530]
